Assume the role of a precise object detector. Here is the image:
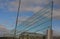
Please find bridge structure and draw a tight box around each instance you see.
[2,1,53,39]
[14,1,53,39]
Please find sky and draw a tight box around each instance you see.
[0,0,60,36]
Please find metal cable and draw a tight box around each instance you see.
[11,1,52,36]
[19,8,50,26]
[17,18,51,34]
[16,10,51,33]
[18,2,51,25]
[17,9,50,30]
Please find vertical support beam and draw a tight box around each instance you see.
[13,0,21,39]
[47,29,53,39]
[47,0,53,39]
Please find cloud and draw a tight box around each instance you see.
[0,0,60,37]
[7,0,19,12]
[3,0,42,12]
[53,30,60,36]
[7,0,60,11]
[0,25,8,32]
[0,0,48,12]
[0,0,60,11]
[21,6,43,13]
[5,0,60,19]
[18,16,29,25]
[0,25,10,36]
[53,0,60,5]
[53,9,60,19]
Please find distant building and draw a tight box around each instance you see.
[19,32,46,39]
